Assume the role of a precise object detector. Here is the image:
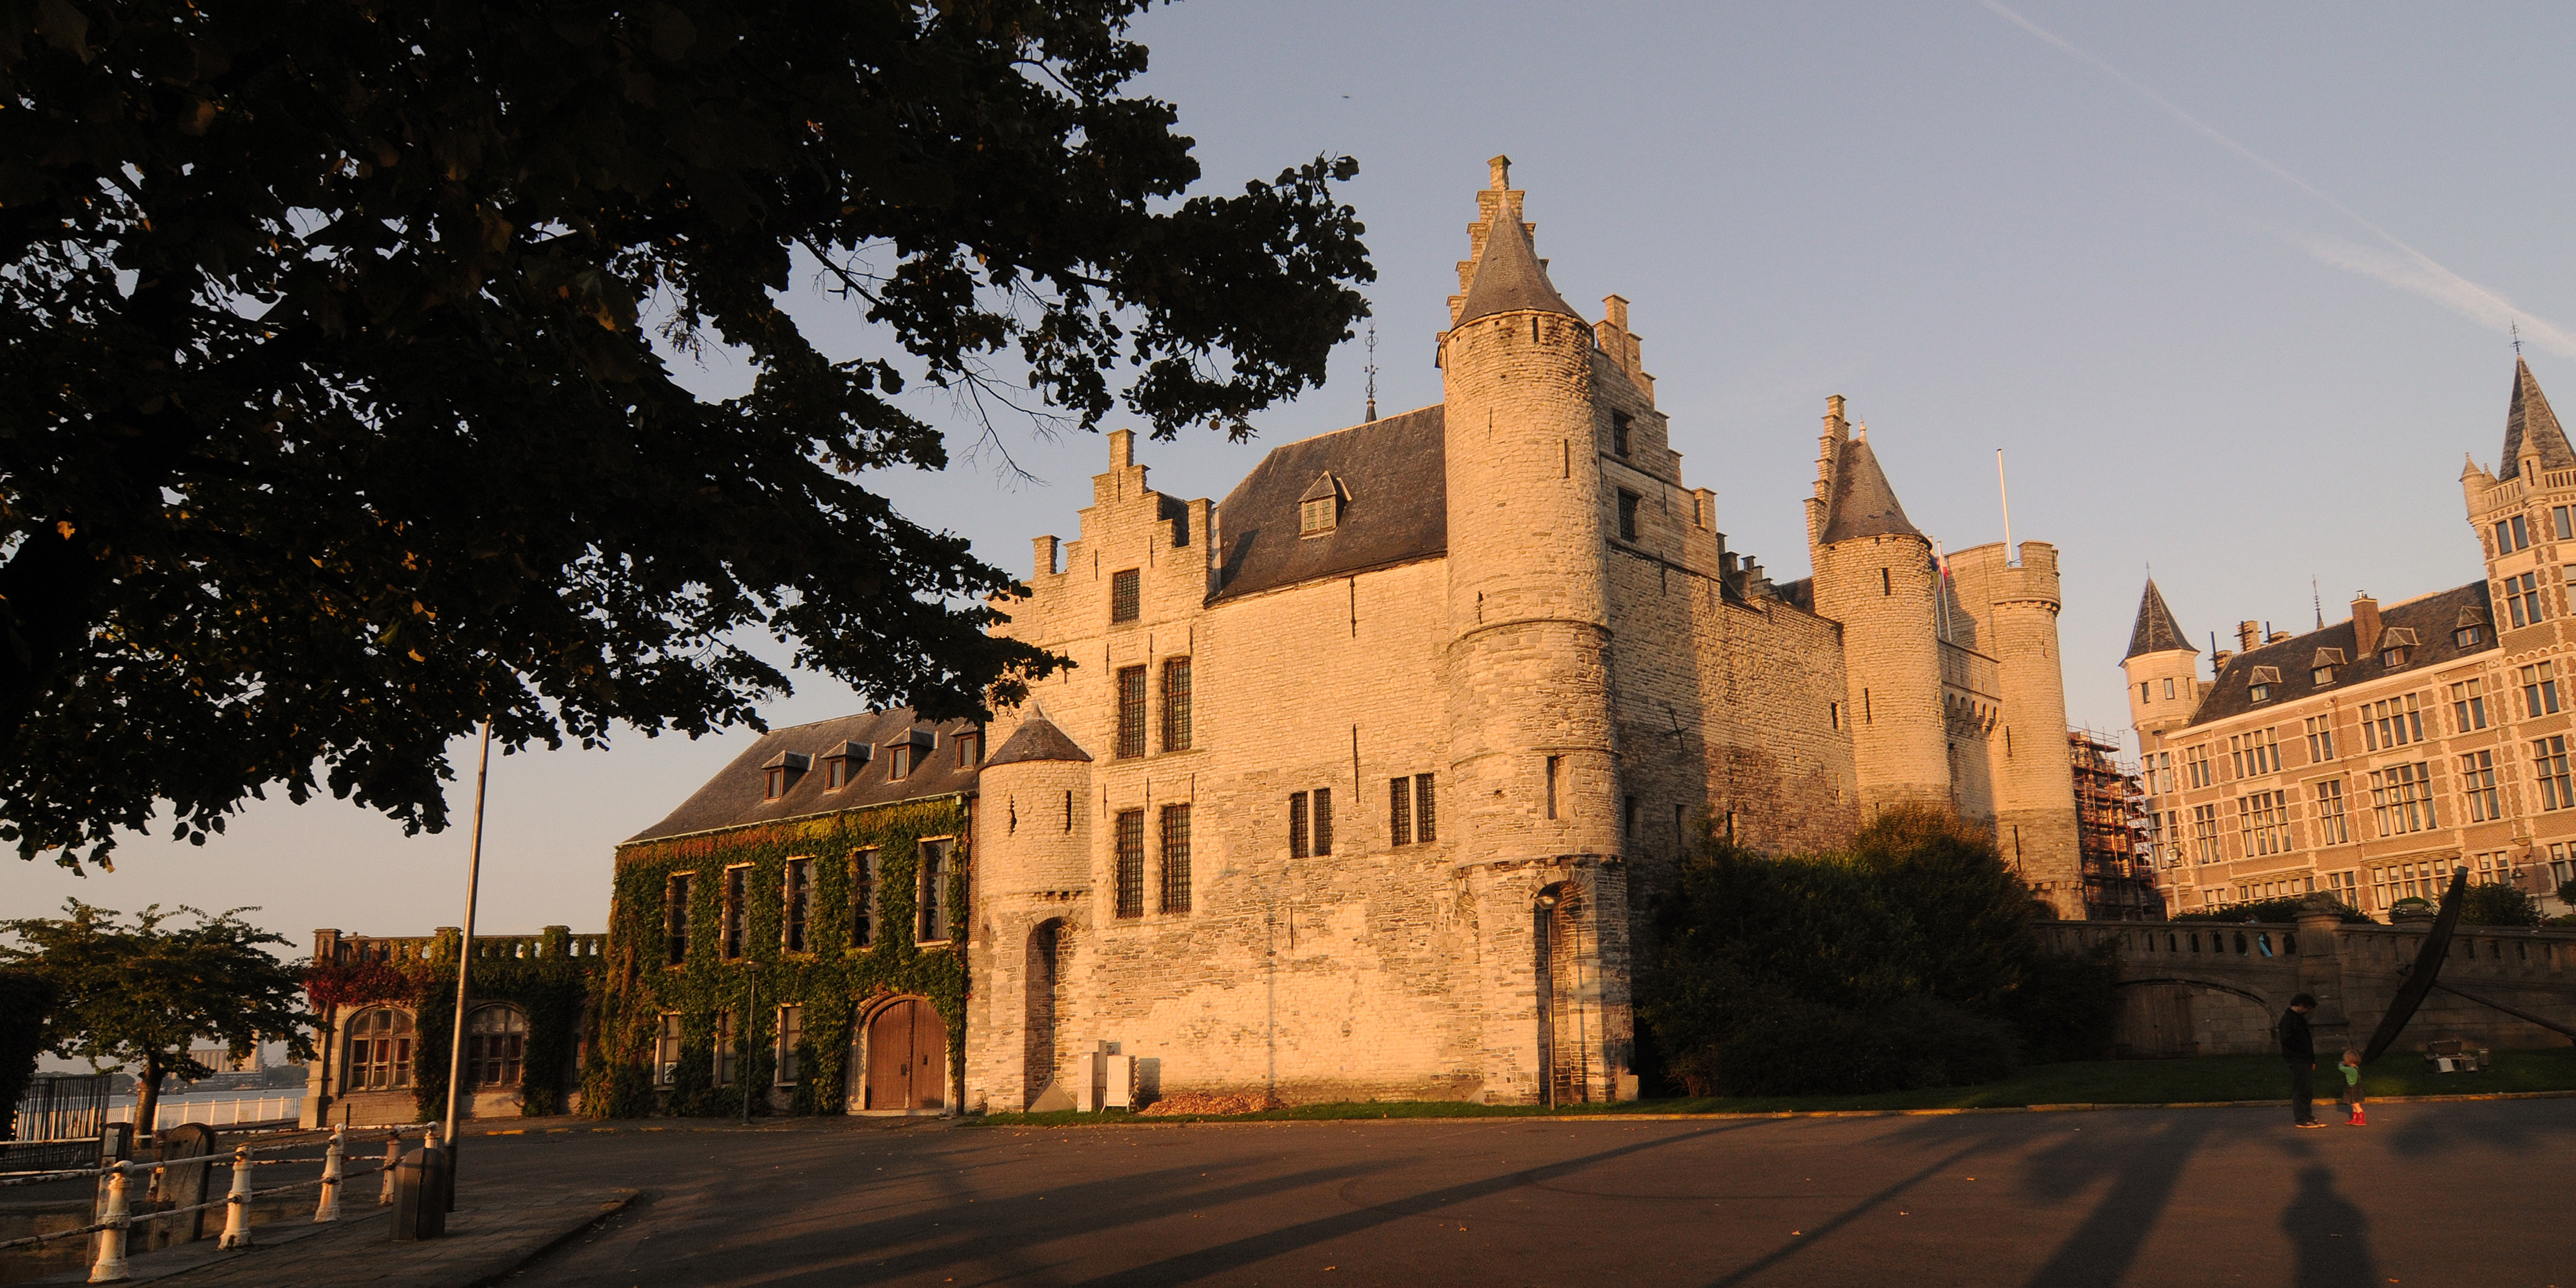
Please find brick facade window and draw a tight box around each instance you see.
[2506,571,2545,628]
[345,1008,415,1092]
[2523,663,2561,718]
[2229,728,2280,778]
[654,1012,682,1086]
[1116,666,1147,758]
[1415,774,1436,842]
[466,1004,526,1088]
[782,857,812,953]
[2362,695,2425,750]
[2184,745,2213,789]
[1313,787,1332,855]
[1389,777,1412,846]
[2535,736,2574,811]
[2190,804,2221,863]
[1289,791,1310,858]
[2237,792,2290,857]
[2303,718,2334,763]
[2450,680,2489,732]
[1612,412,1632,458]
[1160,804,1192,914]
[2497,514,2532,554]
[2312,779,2350,845]
[1162,658,1192,752]
[2461,750,2503,822]
[1111,568,1141,623]
[1617,490,1641,541]
[2368,763,2437,834]
[665,872,693,965]
[1115,810,1146,918]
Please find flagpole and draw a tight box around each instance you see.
[441,720,493,1196]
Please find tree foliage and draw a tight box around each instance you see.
[0,902,315,1131]
[0,968,56,1138]
[2172,896,2375,925]
[2458,881,2544,928]
[1639,807,2118,1096]
[0,0,1374,869]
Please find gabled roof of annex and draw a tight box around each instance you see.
[622,708,977,845]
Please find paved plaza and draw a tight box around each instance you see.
[440,1099,2574,1287]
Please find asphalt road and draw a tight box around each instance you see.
[469,1099,2575,1288]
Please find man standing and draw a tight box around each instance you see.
[2282,992,2324,1128]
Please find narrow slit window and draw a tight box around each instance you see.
[1545,756,1561,820]
[1414,774,1437,842]
[1162,658,1193,752]
[1289,791,1310,858]
[1313,787,1334,856]
[1116,666,1147,758]
[1390,777,1413,846]
[1115,810,1146,919]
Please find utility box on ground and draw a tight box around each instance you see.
[390,1146,448,1242]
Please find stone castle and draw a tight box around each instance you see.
[2126,356,2576,920]
[957,157,2083,1110]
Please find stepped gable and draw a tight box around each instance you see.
[2127,578,2194,659]
[1211,406,1447,603]
[624,709,976,843]
[1817,434,1921,544]
[2499,356,2574,480]
[1450,190,1580,326]
[2189,582,2495,728]
[985,704,1092,767]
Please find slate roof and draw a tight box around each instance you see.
[1212,406,1448,603]
[1817,436,1921,544]
[624,709,979,844]
[2127,578,2194,659]
[2188,582,2496,728]
[1452,210,1579,326]
[985,705,1092,767]
[2499,356,2574,481]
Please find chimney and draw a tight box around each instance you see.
[2237,621,2261,652]
[2352,593,2382,658]
[2213,648,2234,673]
[2267,630,2292,643]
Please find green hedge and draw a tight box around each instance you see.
[588,797,970,1117]
[0,970,57,1139]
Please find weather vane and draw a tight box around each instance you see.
[1364,322,1379,422]
[2514,321,2523,357]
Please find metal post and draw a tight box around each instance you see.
[215,1145,254,1249]
[441,720,494,1188]
[743,976,756,1126]
[314,1125,344,1223]
[88,1168,130,1283]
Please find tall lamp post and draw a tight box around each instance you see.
[440,720,494,1201]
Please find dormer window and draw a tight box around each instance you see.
[2378,627,2419,669]
[2310,648,2345,687]
[1298,472,1343,536]
[882,729,934,782]
[956,729,984,768]
[761,751,813,800]
[2312,666,2333,686]
[2248,666,2280,703]
[822,741,869,790]
[2455,625,2483,648]
[2455,605,2491,648]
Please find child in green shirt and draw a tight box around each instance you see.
[2339,1050,2365,1126]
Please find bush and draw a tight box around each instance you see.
[2460,882,2544,928]
[1641,806,2073,1097]
[0,970,56,1140]
[2003,942,2121,1063]
[2172,896,2373,925]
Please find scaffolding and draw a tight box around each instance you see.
[2069,728,2161,920]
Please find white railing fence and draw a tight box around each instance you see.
[103,1095,305,1131]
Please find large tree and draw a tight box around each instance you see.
[0,0,1372,868]
[1,902,316,1133]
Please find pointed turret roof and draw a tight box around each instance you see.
[1452,199,1579,326]
[2498,356,2573,480]
[2127,578,2194,659]
[1817,433,1920,544]
[985,703,1092,767]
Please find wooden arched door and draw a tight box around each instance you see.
[864,998,946,1111]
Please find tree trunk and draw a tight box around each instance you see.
[133,1056,163,1141]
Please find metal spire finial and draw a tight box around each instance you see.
[1363,322,1378,422]
[2514,321,2524,357]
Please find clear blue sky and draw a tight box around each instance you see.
[13,1,2573,943]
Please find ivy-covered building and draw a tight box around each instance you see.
[299,925,606,1128]
[590,709,981,1117]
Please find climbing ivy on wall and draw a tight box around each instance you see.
[300,930,601,1120]
[586,796,970,1119]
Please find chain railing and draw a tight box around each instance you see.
[0,1121,440,1281]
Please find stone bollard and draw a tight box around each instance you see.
[314,1125,345,1223]
[216,1146,254,1250]
[88,1168,131,1283]
[378,1131,402,1206]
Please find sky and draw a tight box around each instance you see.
[10,1,2574,947]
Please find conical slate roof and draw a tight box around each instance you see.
[1452,206,1579,326]
[1817,435,1920,544]
[985,704,1092,767]
[2499,356,2574,480]
[2127,578,2194,659]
